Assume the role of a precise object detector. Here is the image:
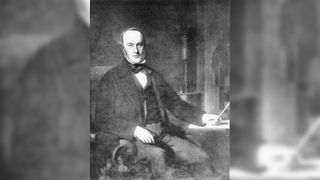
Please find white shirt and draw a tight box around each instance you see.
[134,72,148,89]
[126,59,148,89]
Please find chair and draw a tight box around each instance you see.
[90,66,207,179]
[90,66,139,178]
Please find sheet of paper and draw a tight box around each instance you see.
[188,120,230,130]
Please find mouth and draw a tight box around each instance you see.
[132,55,140,58]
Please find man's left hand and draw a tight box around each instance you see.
[202,113,222,126]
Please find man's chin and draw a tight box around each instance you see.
[129,58,144,64]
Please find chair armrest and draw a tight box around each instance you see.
[112,139,137,166]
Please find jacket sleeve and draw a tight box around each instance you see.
[94,73,137,142]
[155,73,205,126]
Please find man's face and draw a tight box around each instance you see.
[122,30,145,64]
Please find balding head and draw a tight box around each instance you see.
[120,28,146,64]
[119,27,146,46]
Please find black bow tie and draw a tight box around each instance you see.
[128,63,152,74]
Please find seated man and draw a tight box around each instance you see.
[93,27,220,179]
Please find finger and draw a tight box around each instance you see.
[139,138,145,143]
[149,136,155,144]
[142,135,149,143]
[146,135,154,144]
[213,119,219,123]
[140,137,147,143]
[144,137,149,144]
[147,135,153,144]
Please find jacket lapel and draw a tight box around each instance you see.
[115,62,142,113]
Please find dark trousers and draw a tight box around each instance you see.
[134,134,215,178]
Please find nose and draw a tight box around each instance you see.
[133,45,139,54]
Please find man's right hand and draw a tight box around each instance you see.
[134,126,154,144]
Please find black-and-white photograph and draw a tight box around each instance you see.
[90,0,230,179]
[2,0,320,180]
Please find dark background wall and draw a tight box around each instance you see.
[91,0,229,97]
[0,0,230,178]
[91,0,196,90]
[91,0,230,177]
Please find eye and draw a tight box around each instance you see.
[137,42,144,47]
[127,43,134,47]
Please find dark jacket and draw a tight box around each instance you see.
[94,61,204,143]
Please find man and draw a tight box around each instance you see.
[8,0,90,180]
[94,27,220,178]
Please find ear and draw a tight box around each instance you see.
[117,41,124,48]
